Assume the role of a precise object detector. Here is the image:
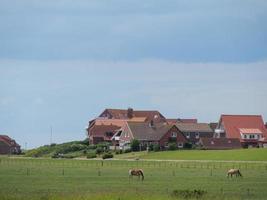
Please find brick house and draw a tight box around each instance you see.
[0,135,21,154]
[87,108,166,144]
[116,121,187,150]
[175,123,214,145]
[214,115,267,148]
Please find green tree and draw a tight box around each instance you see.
[130,139,140,152]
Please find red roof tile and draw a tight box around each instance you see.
[219,115,267,139]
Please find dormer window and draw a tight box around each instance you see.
[171,132,177,137]
[186,133,190,138]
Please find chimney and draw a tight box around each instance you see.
[127,107,133,119]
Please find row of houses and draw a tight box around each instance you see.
[87,108,267,150]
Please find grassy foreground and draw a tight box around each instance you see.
[1,157,267,200]
[116,148,267,161]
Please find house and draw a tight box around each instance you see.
[87,118,146,144]
[199,138,241,150]
[116,121,188,150]
[0,135,21,154]
[87,108,166,144]
[214,115,267,148]
[175,123,213,145]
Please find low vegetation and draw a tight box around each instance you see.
[24,141,114,159]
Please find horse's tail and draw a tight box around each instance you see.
[139,169,144,181]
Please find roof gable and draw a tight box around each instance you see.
[220,115,267,139]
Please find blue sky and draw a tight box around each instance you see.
[0,0,267,148]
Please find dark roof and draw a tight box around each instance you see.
[200,138,241,150]
[127,122,173,141]
[175,123,213,133]
[177,119,198,123]
[167,118,198,124]
[101,108,166,122]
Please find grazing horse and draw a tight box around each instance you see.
[227,169,243,178]
[129,169,144,181]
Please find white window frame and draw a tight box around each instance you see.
[186,133,190,139]
[177,143,183,148]
[195,132,199,139]
[171,132,177,138]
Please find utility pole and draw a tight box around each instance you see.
[50,126,53,145]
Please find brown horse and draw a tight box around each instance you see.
[227,169,243,178]
[129,169,144,181]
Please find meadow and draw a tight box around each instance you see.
[0,156,267,200]
[117,148,267,161]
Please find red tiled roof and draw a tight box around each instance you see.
[220,115,267,139]
[89,125,121,140]
[100,108,166,122]
[239,128,263,134]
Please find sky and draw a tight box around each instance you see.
[0,0,267,148]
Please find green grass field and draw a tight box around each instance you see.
[116,148,267,161]
[1,156,267,200]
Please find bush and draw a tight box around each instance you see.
[123,148,132,153]
[87,152,97,159]
[87,144,97,150]
[130,139,140,152]
[69,144,87,151]
[148,144,154,151]
[171,189,207,199]
[96,142,110,152]
[95,147,104,155]
[153,144,160,152]
[115,149,123,154]
[184,143,192,149]
[168,143,177,151]
[102,152,113,159]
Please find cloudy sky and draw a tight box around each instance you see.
[1,0,267,148]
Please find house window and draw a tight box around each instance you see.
[195,132,199,139]
[171,132,177,137]
[186,133,190,139]
[249,135,255,139]
[244,135,247,139]
[177,143,183,148]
